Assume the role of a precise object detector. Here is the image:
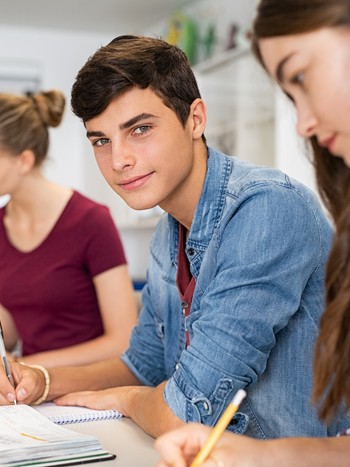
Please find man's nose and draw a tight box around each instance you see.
[111,142,135,170]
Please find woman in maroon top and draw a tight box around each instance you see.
[0,90,137,367]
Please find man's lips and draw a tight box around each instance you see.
[118,172,153,191]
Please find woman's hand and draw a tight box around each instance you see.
[155,423,270,467]
[0,362,46,405]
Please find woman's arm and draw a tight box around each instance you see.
[0,304,19,352]
[19,265,138,367]
[155,423,350,467]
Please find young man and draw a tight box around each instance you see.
[1,35,349,439]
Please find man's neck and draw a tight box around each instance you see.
[162,144,208,230]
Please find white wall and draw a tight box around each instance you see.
[274,88,317,193]
[0,26,108,188]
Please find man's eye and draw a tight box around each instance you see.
[134,125,150,135]
[93,138,110,147]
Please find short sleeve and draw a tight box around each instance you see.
[82,204,127,277]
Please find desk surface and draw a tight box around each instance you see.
[67,417,160,466]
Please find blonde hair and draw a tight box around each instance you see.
[0,90,65,166]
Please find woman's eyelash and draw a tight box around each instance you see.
[291,72,304,84]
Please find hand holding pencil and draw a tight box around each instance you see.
[190,389,246,467]
[156,389,246,467]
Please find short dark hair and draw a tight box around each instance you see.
[71,35,203,131]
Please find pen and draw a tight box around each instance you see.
[190,389,246,467]
[0,320,17,405]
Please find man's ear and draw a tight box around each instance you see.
[190,98,207,140]
[18,149,36,175]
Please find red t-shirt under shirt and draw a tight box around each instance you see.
[0,191,126,355]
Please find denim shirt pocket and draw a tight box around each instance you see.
[226,412,249,434]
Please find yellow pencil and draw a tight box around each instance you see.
[190,389,246,467]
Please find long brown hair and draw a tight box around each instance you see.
[252,0,350,422]
[0,90,65,166]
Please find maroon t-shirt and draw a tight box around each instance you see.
[0,191,126,355]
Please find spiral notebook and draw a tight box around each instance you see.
[35,402,122,425]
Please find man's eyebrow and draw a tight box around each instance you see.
[119,113,157,130]
[275,52,295,83]
[86,130,105,139]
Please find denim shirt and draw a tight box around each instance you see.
[122,147,350,439]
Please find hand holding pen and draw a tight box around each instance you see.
[0,320,17,404]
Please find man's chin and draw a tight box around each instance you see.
[121,198,158,212]
[110,186,159,211]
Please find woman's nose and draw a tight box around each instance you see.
[296,104,318,138]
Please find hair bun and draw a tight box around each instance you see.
[30,90,66,128]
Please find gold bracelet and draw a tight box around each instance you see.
[23,364,51,405]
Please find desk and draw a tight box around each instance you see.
[67,417,160,466]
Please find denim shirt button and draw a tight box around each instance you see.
[203,402,209,411]
[182,301,189,314]
[175,364,179,370]
[188,248,195,256]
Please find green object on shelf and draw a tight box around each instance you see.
[165,11,197,64]
[202,23,216,59]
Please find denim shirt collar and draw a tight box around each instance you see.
[168,147,232,265]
